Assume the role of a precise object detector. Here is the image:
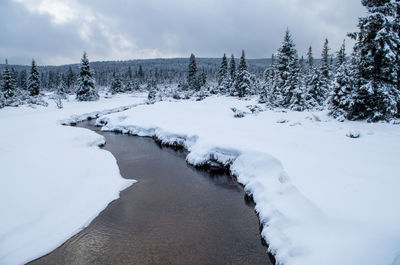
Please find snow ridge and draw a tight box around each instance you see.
[59,102,145,126]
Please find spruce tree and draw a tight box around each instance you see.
[110,72,123,94]
[56,75,68,99]
[66,66,75,94]
[234,50,256,98]
[229,54,236,79]
[218,53,228,85]
[76,52,98,101]
[330,43,354,120]
[307,46,314,69]
[28,59,41,96]
[336,40,347,68]
[310,38,332,105]
[346,0,399,121]
[187,53,199,90]
[274,29,300,107]
[260,54,276,104]
[126,66,133,80]
[2,59,15,99]
[137,65,144,81]
[18,70,28,90]
[320,39,331,79]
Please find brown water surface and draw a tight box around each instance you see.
[29,121,272,265]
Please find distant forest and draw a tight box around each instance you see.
[0,57,324,89]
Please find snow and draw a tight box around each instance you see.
[99,96,400,265]
[0,93,147,265]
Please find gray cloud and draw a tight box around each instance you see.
[0,0,365,65]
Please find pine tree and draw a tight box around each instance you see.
[336,40,347,68]
[229,54,236,79]
[126,66,133,80]
[147,80,158,102]
[320,39,331,79]
[2,59,15,99]
[274,29,300,107]
[11,68,18,90]
[238,50,248,72]
[18,70,28,90]
[346,0,400,121]
[56,75,68,99]
[125,80,139,92]
[110,72,123,94]
[260,54,276,104]
[235,50,252,97]
[187,53,199,90]
[307,46,314,69]
[218,53,228,85]
[329,45,354,120]
[137,65,144,81]
[76,52,98,101]
[28,59,41,96]
[65,66,75,94]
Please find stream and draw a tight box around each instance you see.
[29,121,272,265]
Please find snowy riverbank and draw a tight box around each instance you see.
[0,93,146,265]
[98,96,400,265]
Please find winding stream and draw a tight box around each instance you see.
[29,121,272,265]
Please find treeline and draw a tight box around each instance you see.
[0,0,399,121]
[0,58,270,91]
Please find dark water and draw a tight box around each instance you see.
[29,121,272,265]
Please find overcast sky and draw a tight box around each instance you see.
[0,0,365,66]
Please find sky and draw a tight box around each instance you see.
[0,0,366,66]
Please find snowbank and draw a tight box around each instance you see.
[99,96,400,265]
[0,93,146,265]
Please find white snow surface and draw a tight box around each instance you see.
[0,93,147,265]
[100,96,400,265]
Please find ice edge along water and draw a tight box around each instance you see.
[97,96,400,265]
[97,119,321,265]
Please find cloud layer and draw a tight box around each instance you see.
[0,0,365,65]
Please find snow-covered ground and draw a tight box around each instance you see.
[98,96,400,265]
[0,93,147,265]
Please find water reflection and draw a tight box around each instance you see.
[29,121,272,265]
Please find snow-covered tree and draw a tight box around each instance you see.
[306,46,314,69]
[346,0,400,121]
[65,66,76,94]
[187,53,198,90]
[320,39,331,79]
[1,59,15,99]
[216,54,231,94]
[147,80,158,103]
[336,40,347,69]
[110,72,123,94]
[235,50,254,97]
[137,65,144,81]
[18,70,28,91]
[76,52,99,101]
[260,54,276,103]
[56,75,68,99]
[28,59,41,96]
[329,42,355,120]
[229,54,236,80]
[273,29,303,108]
[218,53,228,85]
[125,80,139,92]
